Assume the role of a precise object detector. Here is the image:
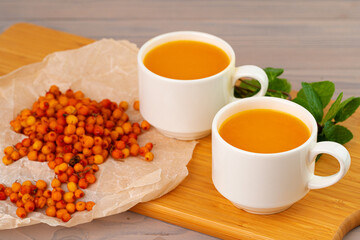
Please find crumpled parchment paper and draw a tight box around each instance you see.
[0,39,197,229]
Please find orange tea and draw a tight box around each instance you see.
[219,109,311,154]
[143,40,230,80]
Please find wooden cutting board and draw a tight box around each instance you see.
[1,23,360,240]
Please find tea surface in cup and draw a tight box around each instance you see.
[219,109,311,153]
[143,40,230,80]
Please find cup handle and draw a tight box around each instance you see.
[230,65,269,102]
[308,141,351,189]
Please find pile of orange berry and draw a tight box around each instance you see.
[0,180,94,222]
[0,85,154,222]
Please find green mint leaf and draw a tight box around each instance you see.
[335,97,360,122]
[321,92,343,125]
[266,91,289,99]
[234,79,260,98]
[268,77,291,93]
[264,67,284,80]
[297,81,335,108]
[300,82,324,122]
[323,121,353,144]
[293,96,311,111]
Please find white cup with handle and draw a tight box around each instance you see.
[138,31,269,140]
[212,96,351,214]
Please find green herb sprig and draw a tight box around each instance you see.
[234,67,360,145]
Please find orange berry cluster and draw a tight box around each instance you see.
[0,181,94,222]
[1,85,154,222]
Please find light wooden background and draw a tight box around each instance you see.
[0,0,359,239]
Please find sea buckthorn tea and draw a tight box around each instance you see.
[212,97,350,214]
[143,40,230,80]
[138,31,269,140]
[219,109,311,153]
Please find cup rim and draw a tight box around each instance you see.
[137,31,235,83]
[212,96,318,156]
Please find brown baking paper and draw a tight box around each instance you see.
[0,39,197,229]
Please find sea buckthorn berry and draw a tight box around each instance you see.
[35,196,47,209]
[63,192,75,203]
[74,189,84,199]
[10,192,18,203]
[62,212,71,222]
[46,153,55,162]
[22,138,31,147]
[111,149,123,159]
[144,152,154,162]
[24,200,35,212]
[47,198,55,207]
[16,200,24,208]
[15,142,23,150]
[122,148,130,158]
[27,151,38,161]
[12,182,21,193]
[56,209,68,219]
[2,156,13,165]
[81,136,94,148]
[58,162,68,172]
[128,138,137,146]
[46,206,56,217]
[0,192,6,200]
[92,145,102,155]
[66,115,78,125]
[66,203,76,214]
[67,182,77,192]
[58,172,68,183]
[20,186,31,195]
[74,163,84,172]
[26,116,36,126]
[4,146,14,155]
[63,135,73,144]
[22,193,33,203]
[76,201,86,211]
[122,122,132,134]
[133,100,140,110]
[119,101,128,110]
[16,207,27,218]
[145,142,153,151]
[112,109,122,119]
[52,191,62,202]
[51,178,61,188]
[43,190,52,198]
[85,173,96,184]
[36,180,47,190]
[141,120,150,130]
[56,200,67,209]
[86,201,95,211]
[64,124,76,135]
[68,175,79,184]
[78,178,88,189]
[139,147,149,157]
[32,140,43,151]
[41,145,52,155]
[38,153,46,162]
[22,180,32,187]
[19,147,28,157]
[115,140,126,150]
[115,126,124,135]
[92,164,99,172]
[130,144,140,156]
[94,155,104,165]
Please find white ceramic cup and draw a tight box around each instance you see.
[138,31,269,140]
[212,97,351,214]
